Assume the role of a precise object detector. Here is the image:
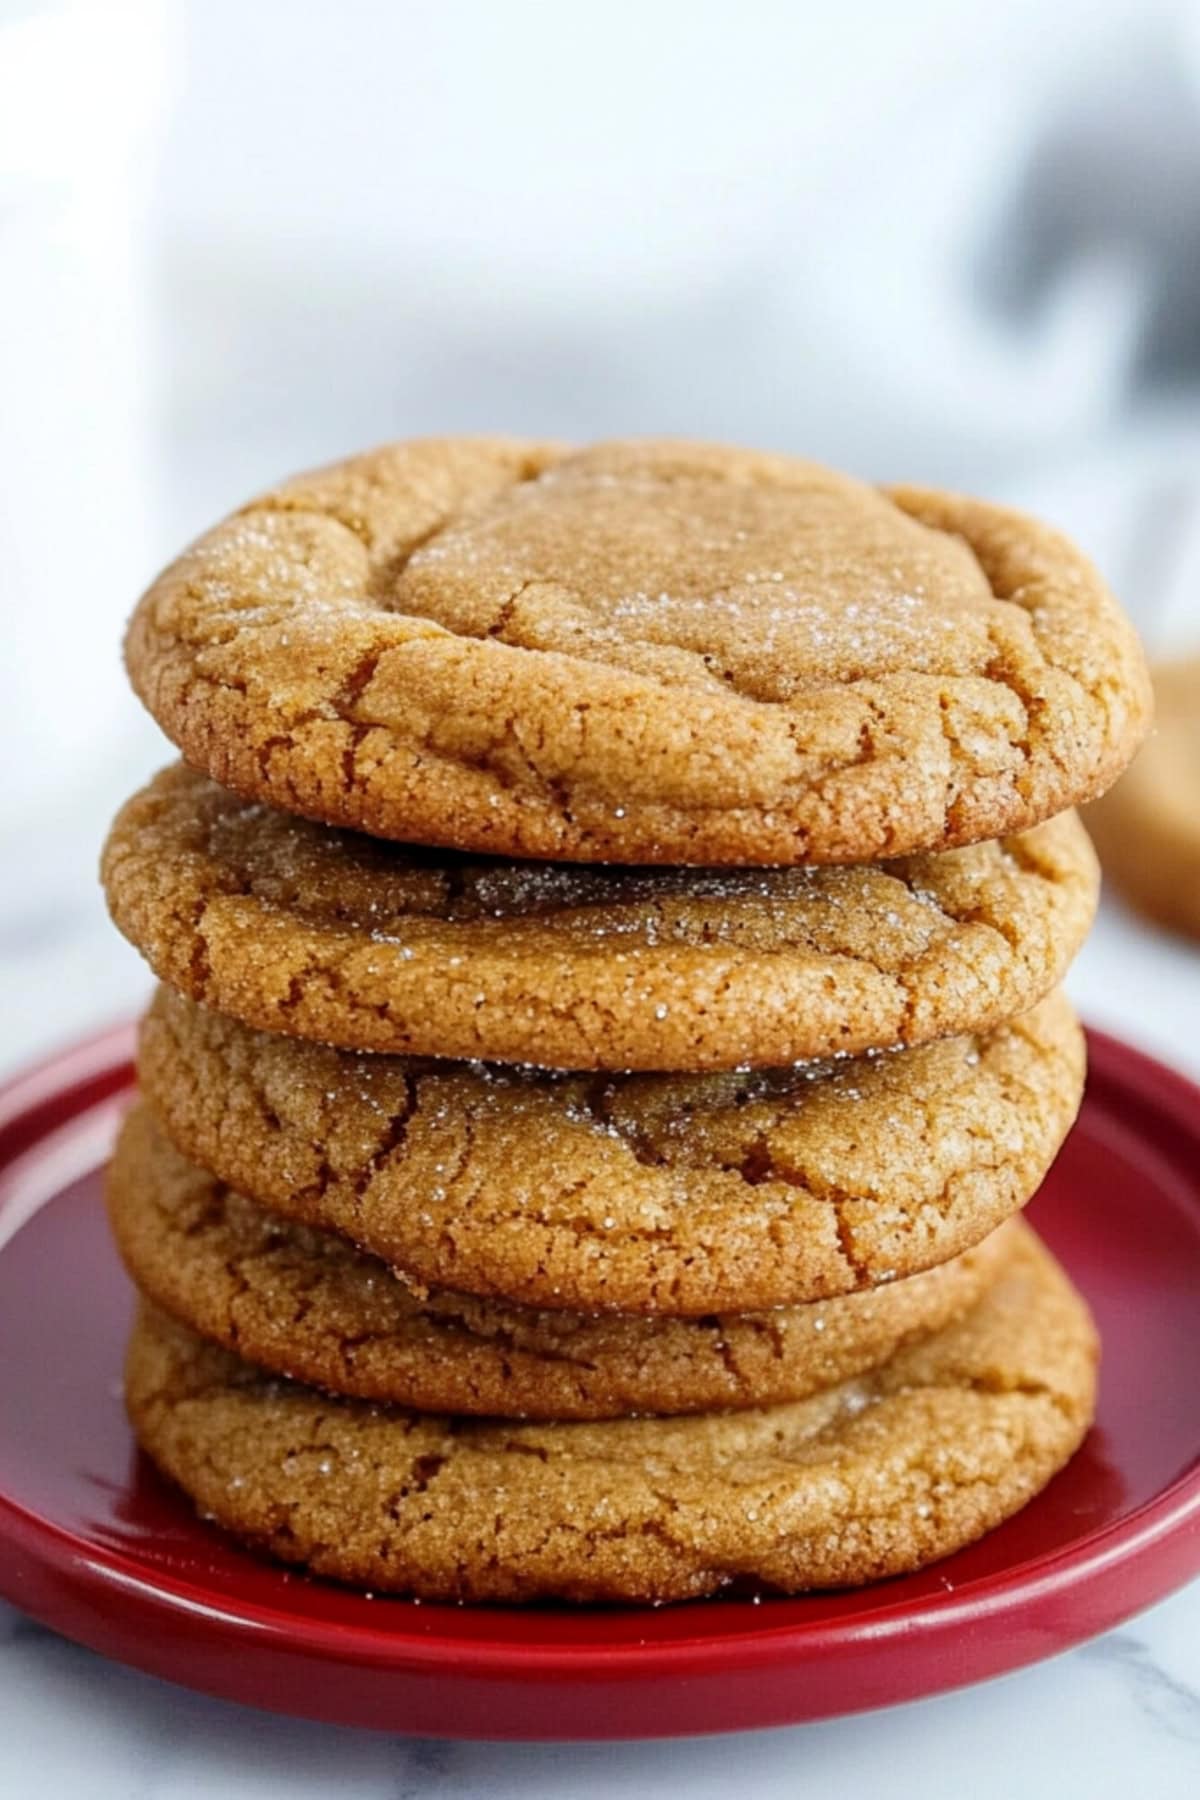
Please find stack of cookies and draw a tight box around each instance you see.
[100,439,1151,1604]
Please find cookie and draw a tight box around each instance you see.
[123,1228,1097,1603]
[137,984,1084,1314]
[1086,656,1200,941]
[123,437,1150,865]
[109,1106,1017,1420]
[105,764,1098,1070]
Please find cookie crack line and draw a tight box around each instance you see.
[122,437,1151,865]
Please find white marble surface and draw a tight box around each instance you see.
[0,812,1198,1795]
[0,1579,1198,1799]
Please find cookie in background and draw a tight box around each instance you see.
[1087,656,1200,942]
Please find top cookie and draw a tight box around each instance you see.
[124,437,1151,865]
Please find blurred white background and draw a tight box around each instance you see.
[2,0,1199,1069]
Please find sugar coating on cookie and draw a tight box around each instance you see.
[105,763,1099,1071]
[137,984,1084,1314]
[109,1105,1016,1419]
[123,1229,1097,1603]
[123,437,1151,865]
[1087,656,1200,941]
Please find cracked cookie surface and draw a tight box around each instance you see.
[136,985,1083,1313]
[123,437,1150,865]
[105,764,1099,1070]
[123,1229,1097,1603]
[1086,656,1200,941]
[109,1106,1015,1418]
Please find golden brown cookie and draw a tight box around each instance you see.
[109,1106,1017,1420]
[123,1228,1097,1603]
[1087,656,1200,941]
[137,984,1084,1314]
[123,437,1150,865]
[105,764,1099,1070]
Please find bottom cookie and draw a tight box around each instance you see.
[124,1228,1096,1604]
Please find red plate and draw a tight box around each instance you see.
[0,1023,1198,1740]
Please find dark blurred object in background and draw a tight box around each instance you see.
[983,33,1200,387]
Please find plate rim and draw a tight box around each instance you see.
[3,1458,1200,1675]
